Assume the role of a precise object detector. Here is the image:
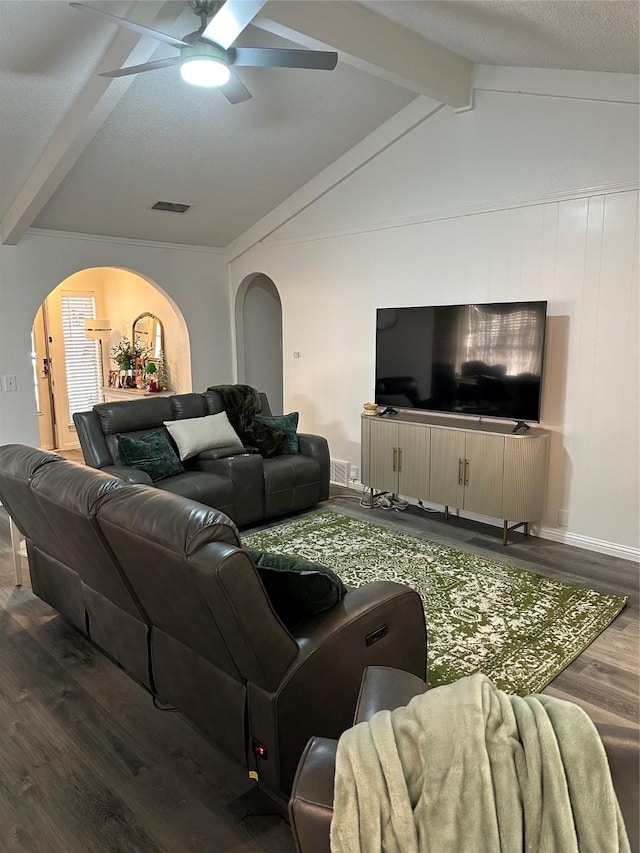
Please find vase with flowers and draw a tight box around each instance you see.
[110,336,150,387]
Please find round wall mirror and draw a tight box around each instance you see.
[133,312,164,360]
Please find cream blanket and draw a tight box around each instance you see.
[330,674,630,853]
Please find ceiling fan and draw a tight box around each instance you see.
[70,0,338,103]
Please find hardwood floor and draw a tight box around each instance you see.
[0,490,638,851]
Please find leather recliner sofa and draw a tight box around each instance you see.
[0,445,428,801]
[289,666,640,853]
[73,386,330,528]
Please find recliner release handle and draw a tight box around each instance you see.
[366,625,388,646]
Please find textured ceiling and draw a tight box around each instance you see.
[1,0,638,249]
[360,1,640,73]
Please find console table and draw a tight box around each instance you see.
[102,387,173,403]
[361,413,549,545]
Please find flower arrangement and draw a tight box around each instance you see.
[110,336,150,369]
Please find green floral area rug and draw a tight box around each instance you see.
[243,510,627,695]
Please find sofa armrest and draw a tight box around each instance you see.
[289,737,337,853]
[248,581,427,794]
[194,453,265,527]
[101,465,153,485]
[594,723,639,853]
[73,409,113,468]
[354,664,428,724]
[297,434,330,501]
[288,667,428,853]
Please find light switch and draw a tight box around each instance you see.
[3,375,17,392]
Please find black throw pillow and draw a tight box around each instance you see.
[117,430,184,482]
[245,546,346,629]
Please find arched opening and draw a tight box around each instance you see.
[235,273,283,414]
[32,267,190,451]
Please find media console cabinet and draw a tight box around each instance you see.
[361,413,549,545]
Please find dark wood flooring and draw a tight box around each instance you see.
[1,487,637,851]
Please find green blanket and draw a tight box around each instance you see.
[331,673,630,853]
[210,384,284,457]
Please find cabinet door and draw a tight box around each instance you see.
[367,419,399,492]
[463,432,504,517]
[502,434,549,520]
[430,428,465,507]
[398,423,430,500]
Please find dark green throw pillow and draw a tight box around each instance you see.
[255,412,299,454]
[245,546,346,629]
[117,430,184,482]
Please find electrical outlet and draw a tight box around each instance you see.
[558,509,569,527]
[3,375,17,392]
[293,351,301,358]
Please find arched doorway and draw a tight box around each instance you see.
[33,267,190,451]
[236,274,283,414]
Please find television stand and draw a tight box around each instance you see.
[512,420,530,434]
[361,412,549,545]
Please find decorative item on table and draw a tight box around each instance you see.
[110,336,150,389]
[154,350,169,392]
[362,402,379,416]
[145,361,158,392]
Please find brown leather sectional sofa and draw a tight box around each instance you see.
[0,445,428,802]
[73,386,330,528]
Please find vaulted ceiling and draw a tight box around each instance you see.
[1,1,638,248]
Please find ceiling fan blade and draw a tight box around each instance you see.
[99,56,181,79]
[69,3,188,49]
[201,0,267,50]
[220,73,253,104]
[230,47,338,71]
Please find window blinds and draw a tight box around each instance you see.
[60,293,102,422]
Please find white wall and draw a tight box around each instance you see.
[0,232,230,447]
[228,82,640,558]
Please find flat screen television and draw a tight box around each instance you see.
[375,301,547,424]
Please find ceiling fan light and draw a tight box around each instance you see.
[180,56,231,87]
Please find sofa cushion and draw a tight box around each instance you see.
[244,547,346,629]
[255,412,299,454]
[117,430,184,482]
[164,412,243,461]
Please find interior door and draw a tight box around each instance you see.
[32,305,56,450]
[45,290,102,450]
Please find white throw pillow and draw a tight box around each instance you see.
[164,412,242,461]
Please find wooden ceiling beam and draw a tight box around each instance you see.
[1,2,180,246]
[255,1,473,107]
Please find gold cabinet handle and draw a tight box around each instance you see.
[464,459,470,485]
[398,448,402,472]
[393,447,398,472]
[458,458,463,485]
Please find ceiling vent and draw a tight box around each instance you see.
[151,201,191,213]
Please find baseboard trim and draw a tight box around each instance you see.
[534,527,639,563]
[350,490,639,562]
